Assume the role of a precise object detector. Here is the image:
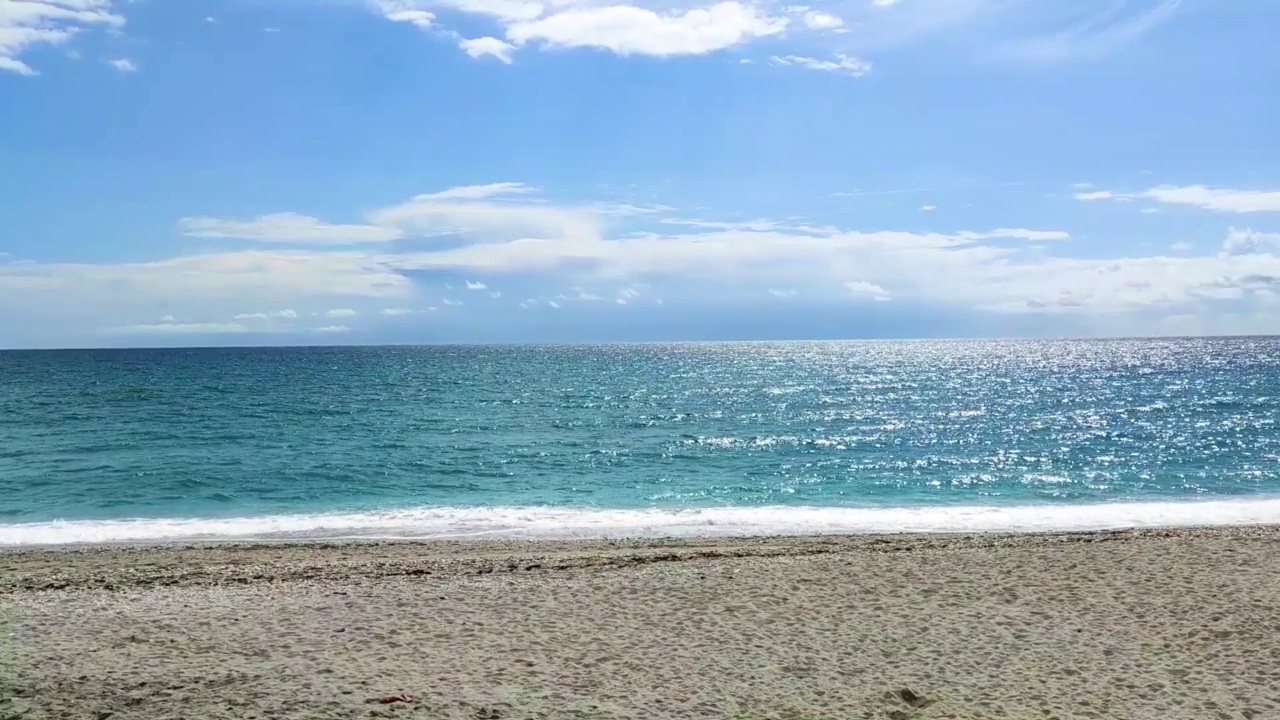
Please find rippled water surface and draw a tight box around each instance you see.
[3,339,1279,532]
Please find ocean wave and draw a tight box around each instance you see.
[4,498,1280,547]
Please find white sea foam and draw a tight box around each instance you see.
[3,498,1280,547]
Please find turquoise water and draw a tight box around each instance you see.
[3,339,1280,544]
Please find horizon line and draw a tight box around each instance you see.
[2,333,1278,352]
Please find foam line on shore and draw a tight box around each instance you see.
[5,497,1280,546]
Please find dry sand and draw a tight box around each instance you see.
[3,528,1280,720]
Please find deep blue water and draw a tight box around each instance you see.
[3,339,1280,544]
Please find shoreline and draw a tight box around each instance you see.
[4,526,1280,719]
[7,494,1280,548]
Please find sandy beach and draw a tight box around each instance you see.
[3,528,1280,720]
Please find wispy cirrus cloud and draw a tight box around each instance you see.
[233,309,298,321]
[104,321,249,335]
[175,182,664,257]
[178,213,404,243]
[368,182,606,244]
[959,228,1071,242]
[414,182,534,200]
[770,53,871,77]
[990,0,1182,63]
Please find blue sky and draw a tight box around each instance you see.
[2,0,1279,347]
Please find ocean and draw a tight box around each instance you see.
[2,338,1280,545]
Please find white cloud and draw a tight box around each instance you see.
[770,53,870,77]
[234,308,298,320]
[768,288,798,298]
[547,300,562,308]
[107,322,249,335]
[8,252,405,300]
[1142,185,1280,214]
[1077,185,1280,213]
[363,0,1178,70]
[0,250,410,335]
[313,325,351,333]
[465,280,488,290]
[561,287,605,302]
[921,205,937,211]
[460,36,515,63]
[0,0,124,76]
[844,280,891,302]
[796,8,843,30]
[382,213,1280,320]
[436,0,544,22]
[442,298,462,306]
[506,2,788,57]
[386,225,998,281]
[368,183,601,244]
[1221,228,1280,256]
[960,228,1070,242]
[489,291,503,298]
[832,187,934,199]
[661,218,789,232]
[375,0,436,29]
[14,182,1280,344]
[416,182,533,200]
[326,308,358,318]
[107,57,136,73]
[381,307,413,316]
[596,202,676,217]
[178,212,404,244]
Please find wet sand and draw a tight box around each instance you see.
[3,528,1280,719]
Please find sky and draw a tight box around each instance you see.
[2,0,1279,347]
